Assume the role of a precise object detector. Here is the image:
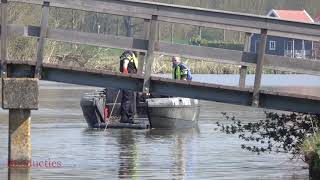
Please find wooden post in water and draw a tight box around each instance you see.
[143,15,158,93]
[252,29,268,107]
[1,0,8,78]
[35,1,50,79]
[239,32,251,88]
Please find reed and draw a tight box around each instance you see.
[302,133,320,156]
[81,55,286,74]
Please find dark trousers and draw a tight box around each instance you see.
[120,89,134,123]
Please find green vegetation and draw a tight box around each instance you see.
[217,112,320,178]
[302,133,320,155]
[190,35,244,51]
[302,133,320,179]
[153,55,284,74]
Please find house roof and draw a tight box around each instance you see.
[267,9,314,23]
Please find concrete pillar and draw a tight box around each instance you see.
[2,78,38,176]
[8,109,31,163]
[9,168,30,180]
[8,109,31,180]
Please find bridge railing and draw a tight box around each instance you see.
[2,0,320,106]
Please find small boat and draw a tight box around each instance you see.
[80,88,200,129]
[146,98,200,129]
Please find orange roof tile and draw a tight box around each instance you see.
[268,10,314,23]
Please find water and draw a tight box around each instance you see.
[0,74,319,179]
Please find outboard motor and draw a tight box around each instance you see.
[80,91,106,128]
[80,88,149,129]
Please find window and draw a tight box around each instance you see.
[269,41,276,50]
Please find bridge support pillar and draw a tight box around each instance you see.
[239,66,247,88]
[239,32,251,88]
[138,19,150,76]
[252,29,268,107]
[143,15,159,93]
[2,78,38,176]
[9,167,31,180]
[8,109,31,167]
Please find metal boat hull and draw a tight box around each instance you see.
[147,98,200,129]
[80,89,200,129]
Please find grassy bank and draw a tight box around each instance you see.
[152,56,285,74]
[9,38,286,74]
[68,54,284,75]
[302,133,320,179]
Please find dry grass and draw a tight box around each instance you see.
[302,133,320,155]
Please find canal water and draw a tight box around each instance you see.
[0,74,319,179]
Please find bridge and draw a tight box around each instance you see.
[1,0,320,175]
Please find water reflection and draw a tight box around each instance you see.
[147,128,199,179]
[8,167,30,180]
[172,134,187,179]
[117,130,139,179]
[267,86,320,97]
[114,128,199,179]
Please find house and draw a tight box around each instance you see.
[250,9,315,59]
[314,15,320,24]
[314,15,320,59]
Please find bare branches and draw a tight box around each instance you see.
[217,112,320,156]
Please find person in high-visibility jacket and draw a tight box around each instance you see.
[172,56,192,81]
[119,50,138,124]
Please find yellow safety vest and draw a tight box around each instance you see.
[127,53,138,69]
[173,65,182,80]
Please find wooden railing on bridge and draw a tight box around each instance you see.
[1,0,320,113]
